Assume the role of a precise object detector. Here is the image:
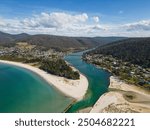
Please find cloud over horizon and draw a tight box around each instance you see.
[125,20,150,31]
[0,12,150,37]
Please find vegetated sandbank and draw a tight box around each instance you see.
[90,76,150,113]
[0,60,88,101]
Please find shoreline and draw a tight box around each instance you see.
[90,76,150,113]
[0,60,89,101]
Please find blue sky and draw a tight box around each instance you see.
[0,0,150,36]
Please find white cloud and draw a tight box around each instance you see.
[20,12,89,29]
[0,12,103,36]
[93,16,100,23]
[0,12,150,37]
[0,18,7,27]
[124,20,150,31]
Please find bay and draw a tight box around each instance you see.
[0,63,72,113]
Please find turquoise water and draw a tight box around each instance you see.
[0,50,110,113]
[0,63,72,113]
[65,51,110,112]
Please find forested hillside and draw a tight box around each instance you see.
[0,31,126,51]
[89,38,150,68]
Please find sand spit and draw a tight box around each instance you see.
[0,60,88,101]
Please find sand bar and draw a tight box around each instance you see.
[90,76,150,113]
[0,60,88,101]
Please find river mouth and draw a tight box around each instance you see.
[0,50,110,113]
[65,51,110,112]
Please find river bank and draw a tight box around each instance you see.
[0,60,88,101]
[90,76,150,113]
[64,51,110,112]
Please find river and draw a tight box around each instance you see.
[0,50,110,113]
[65,50,110,112]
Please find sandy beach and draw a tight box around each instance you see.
[0,60,88,101]
[90,76,150,113]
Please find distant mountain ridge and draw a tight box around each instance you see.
[0,31,126,51]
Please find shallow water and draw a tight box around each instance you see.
[0,50,110,113]
[0,63,72,113]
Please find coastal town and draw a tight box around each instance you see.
[0,35,150,113]
[0,42,89,101]
[82,42,150,113]
[83,53,150,90]
[0,0,150,114]
[0,42,80,80]
[0,42,64,62]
